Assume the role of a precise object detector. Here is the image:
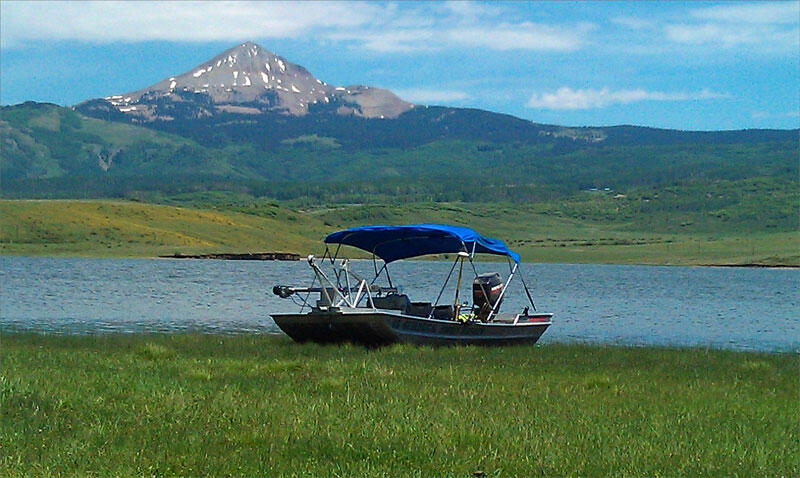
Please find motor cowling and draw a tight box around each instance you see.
[473,272,503,321]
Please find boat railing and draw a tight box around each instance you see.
[275,252,539,323]
[273,255,399,311]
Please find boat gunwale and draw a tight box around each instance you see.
[270,307,553,328]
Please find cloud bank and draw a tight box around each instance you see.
[527,87,730,110]
[2,1,795,55]
[662,2,797,51]
[0,1,587,52]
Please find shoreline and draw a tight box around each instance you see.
[1,330,795,354]
[3,199,798,267]
[2,252,799,268]
[699,262,800,269]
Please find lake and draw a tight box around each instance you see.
[1,257,797,352]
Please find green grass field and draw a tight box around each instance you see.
[2,334,796,476]
[0,199,326,258]
[2,199,798,266]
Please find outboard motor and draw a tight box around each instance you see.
[473,272,504,321]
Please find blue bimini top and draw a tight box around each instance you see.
[324,224,520,264]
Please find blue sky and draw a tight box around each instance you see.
[1,1,798,130]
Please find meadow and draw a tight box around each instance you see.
[2,199,798,266]
[2,334,796,476]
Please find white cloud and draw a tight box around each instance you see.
[690,2,799,24]
[441,1,502,21]
[446,22,587,52]
[665,2,799,50]
[0,1,589,53]
[393,89,470,104]
[2,1,793,57]
[326,29,439,53]
[606,3,798,55]
[527,87,730,110]
[328,21,586,53]
[0,1,379,47]
[665,22,798,48]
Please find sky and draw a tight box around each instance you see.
[1,1,798,130]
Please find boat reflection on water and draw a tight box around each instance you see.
[271,224,552,346]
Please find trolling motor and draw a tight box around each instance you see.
[272,285,295,298]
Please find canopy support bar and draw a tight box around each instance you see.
[486,261,518,322]
[468,257,492,311]
[429,255,460,319]
[518,266,537,311]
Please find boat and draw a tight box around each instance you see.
[270,224,552,346]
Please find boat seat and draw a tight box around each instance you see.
[316,287,338,308]
[407,302,432,317]
[432,304,454,320]
[371,294,411,313]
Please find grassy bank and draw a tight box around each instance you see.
[0,199,325,258]
[2,199,798,266]
[2,334,796,476]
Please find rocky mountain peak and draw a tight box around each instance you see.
[81,42,413,121]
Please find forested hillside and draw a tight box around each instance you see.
[2,102,797,211]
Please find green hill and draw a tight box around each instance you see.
[0,199,323,258]
[2,101,796,265]
[2,102,797,205]
[2,199,797,266]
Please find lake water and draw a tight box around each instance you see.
[1,257,797,352]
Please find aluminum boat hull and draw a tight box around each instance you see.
[271,308,552,347]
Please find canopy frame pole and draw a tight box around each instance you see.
[385,263,394,289]
[334,267,363,308]
[364,278,376,309]
[365,256,394,290]
[308,256,352,307]
[310,257,334,307]
[518,266,537,311]
[357,259,377,309]
[428,254,460,319]
[299,250,327,313]
[298,272,318,313]
[342,258,352,299]
[486,260,518,322]
[341,264,382,308]
[323,245,341,288]
[453,253,465,320]
[468,256,492,312]
[371,261,384,284]
[330,244,345,288]
[351,279,366,307]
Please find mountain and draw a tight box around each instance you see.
[2,42,798,209]
[72,41,797,151]
[76,41,412,122]
[2,102,797,209]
